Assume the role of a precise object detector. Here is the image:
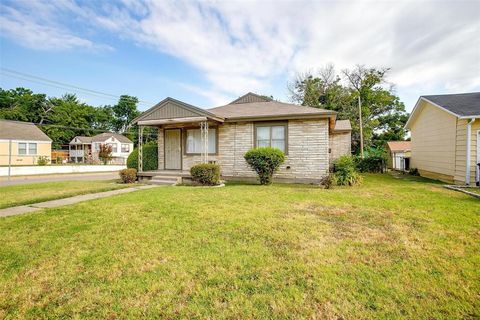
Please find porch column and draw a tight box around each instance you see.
[138,125,144,172]
[201,121,209,163]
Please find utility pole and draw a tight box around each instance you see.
[357,93,364,159]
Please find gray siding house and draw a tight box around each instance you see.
[132,93,351,184]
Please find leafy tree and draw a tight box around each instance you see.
[111,95,140,134]
[98,144,113,165]
[288,65,408,154]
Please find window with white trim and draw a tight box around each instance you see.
[185,128,216,154]
[121,144,130,153]
[107,143,117,153]
[255,124,286,152]
[18,142,37,155]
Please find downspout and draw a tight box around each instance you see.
[465,118,475,185]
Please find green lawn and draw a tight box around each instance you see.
[0,180,130,209]
[0,174,479,319]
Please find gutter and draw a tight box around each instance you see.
[465,118,476,185]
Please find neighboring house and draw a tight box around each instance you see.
[69,133,134,164]
[386,141,411,171]
[132,92,352,183]
[0,119,52,166]
[405,92,480,185]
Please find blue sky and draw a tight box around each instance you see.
[1,0,479,112]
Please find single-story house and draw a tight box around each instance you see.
[0,119,52,165]
[69,133,134,164]
[386,141,411,171]
[132,92,351,184]
[405,92,480,185]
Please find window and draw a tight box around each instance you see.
[107,143,117,153]
[255,124,287,153]
[186,128,216,154]
[121,144,130,153]
[18,142,37,155]
[94,143,101,151]
[28,143,37,155]
[18,143,27,155]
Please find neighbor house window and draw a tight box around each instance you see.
[18,142,37,155]
[121,144,130,153]
[18,143,27,155]
[255,123,287,153]
[185,128,216,154]
[94,143,101,151]
[28,143,37,155]
[107,143,117,153]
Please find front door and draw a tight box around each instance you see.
[165,129,182,169]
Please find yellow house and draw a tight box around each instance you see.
[405,92,480,185]
[0,120,52,166]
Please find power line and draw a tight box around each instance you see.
[0,67,156,107]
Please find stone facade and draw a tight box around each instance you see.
[329,131,351,166]
[157,118,346,183]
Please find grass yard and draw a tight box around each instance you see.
[0,180,130,209]
[0,174,479,319]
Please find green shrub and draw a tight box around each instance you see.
[244,147,285,185]
[409,167,419,176]
[190,163,221,186]
[119,168,137,184]
[355,155,386,173]
[37,156,49,166]
[127,142,158,171]
[333,155,362,186]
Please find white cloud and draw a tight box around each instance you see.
[0,1,112,51]
[1,0,479,109]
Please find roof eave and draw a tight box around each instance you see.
[222,112,336,122]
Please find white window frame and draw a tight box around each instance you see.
[18,141,38,155]
[185,128,217,154]
[121,144,130,153]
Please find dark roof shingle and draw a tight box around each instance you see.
[0,120,52,141]
[423,92,480,117]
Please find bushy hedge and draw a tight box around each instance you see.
[244,147,285,185]
[127,142,158,171]
[355,155,386,173]
[190,163,221,186]
[333,155,362,186]
[119,168,137,184]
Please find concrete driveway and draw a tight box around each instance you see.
[0,172,120,186]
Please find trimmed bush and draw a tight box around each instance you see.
[190,163,221,186]
[119,168,137,184]
[333,155,362,186]
[244,147,285,185]
[37,156,49,166]
[127,142,158,171]
[355,155,386,173]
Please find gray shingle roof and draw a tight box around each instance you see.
[334,120,352,131]
[208,100,335,120]
[70,136,93,144]
[92,133,133,144]
[423,92,480,117]
[0,120,52,141]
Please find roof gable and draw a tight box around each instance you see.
[229,92,271,104]
[386,141,411,152]
[133,97,223,124]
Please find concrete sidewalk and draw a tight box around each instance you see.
[0,172,120,186]
[0,185,158,218]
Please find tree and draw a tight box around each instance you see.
[98,144,113,165]
[111,95,140,134]
[288,65,408,154]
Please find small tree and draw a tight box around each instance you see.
[98,144,113,165]
[244,147,285,185]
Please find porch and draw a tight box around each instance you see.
[133,98,225,185]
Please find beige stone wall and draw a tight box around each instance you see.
[329,131,351,166]
[156,119,331,182]
[0,141,51,166]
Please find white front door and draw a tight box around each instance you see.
[164,129,182,170]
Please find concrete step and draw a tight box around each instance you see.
[147,179,177,185]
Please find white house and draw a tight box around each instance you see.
[69,133,134,164]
